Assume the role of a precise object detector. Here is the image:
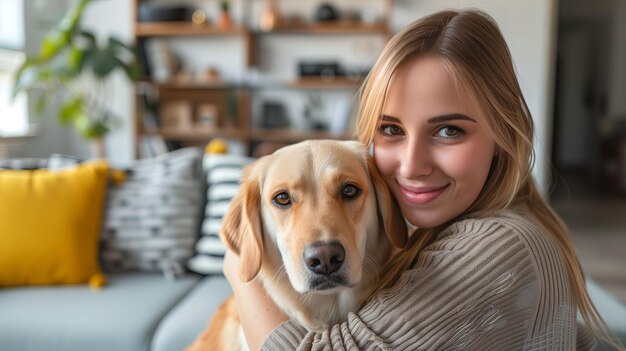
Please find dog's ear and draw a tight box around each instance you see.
[220,163,264,282]
[367,156,408,249]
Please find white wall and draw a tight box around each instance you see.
[10,0,559,193]
[81,0,136,162]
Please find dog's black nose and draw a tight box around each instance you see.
[303,241,345,276]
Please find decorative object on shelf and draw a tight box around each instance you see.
[12,0,141,158]
[218,0,232,28]
[259,0,281,31]
[145,39,179,83]
[298,61,341,77]
[196,104,220,128]
[191,9,208,26]
[137,4,191,22]
[303,92,328,131]
[298,61,342,82]
[315,3,339,22]
[160,101,193,130]
[195,67,221,83]
[261,101,289,129]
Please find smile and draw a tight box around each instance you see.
[398,183,449,205]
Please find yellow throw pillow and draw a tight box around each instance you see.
[0,160,109,288]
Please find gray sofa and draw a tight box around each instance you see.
[0,151,237,351]
[1,154,625,351]
[0,273,231,351]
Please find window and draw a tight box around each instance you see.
[0,49,28,136]
[0,0,28,137]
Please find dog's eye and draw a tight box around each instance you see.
[342,184,360,199]
[272,192,292,208]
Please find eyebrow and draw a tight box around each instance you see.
[381,113,477,124]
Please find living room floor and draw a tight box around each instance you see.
[550,171,626,304]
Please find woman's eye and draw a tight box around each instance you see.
[435,126,464,139]
[272,192,291,208]
[380,125,404,136]
[342,184,360,199]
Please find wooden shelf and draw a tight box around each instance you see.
[255,22,389,35]
[154,81,239,90]
[135,22,248,37]
[288,77,363,89]
[145,128,249,141]
[249,129,354,143]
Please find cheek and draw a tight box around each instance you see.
[373,142,399,179]
[444,140,494,189]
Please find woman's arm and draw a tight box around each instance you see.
[228,214,579,351]
[223,250,288,351]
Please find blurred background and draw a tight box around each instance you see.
[0,0,624,333]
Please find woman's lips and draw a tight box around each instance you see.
[397,183,449,205]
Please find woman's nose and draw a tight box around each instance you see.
[399,138,433,179]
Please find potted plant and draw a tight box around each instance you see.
[218,1,233,28]
[12,0,141,157]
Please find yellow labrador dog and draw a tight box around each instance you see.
[187,140,407,351]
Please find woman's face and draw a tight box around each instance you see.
[374,56,496,228]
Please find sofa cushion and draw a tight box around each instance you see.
[0,161,109,288]
[187,154,255,275]
[151,276,232,351]
[50,148,205,279]
[0,272,200,351]
[584,279,626,349]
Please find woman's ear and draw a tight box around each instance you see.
[367,156,408,249]
[220,163,264,282]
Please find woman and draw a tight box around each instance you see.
[225,9,622,350]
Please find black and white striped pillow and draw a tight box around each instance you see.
[48,148,204,279]
[187,154,255,275]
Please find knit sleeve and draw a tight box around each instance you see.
[261,213,586,351]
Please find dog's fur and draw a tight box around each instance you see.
[186,140,407,351]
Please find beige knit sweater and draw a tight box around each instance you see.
[261,211,597,350]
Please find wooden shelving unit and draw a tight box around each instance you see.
[288,77,364,90]
[132,0,393,157]
[135,23,249,37]
[254,22,390,35]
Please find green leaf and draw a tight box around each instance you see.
[59,97,85,125]
[78,30,97,48]
[91,48,117,78]
[40,0,90,59]
[67,46,86,73]
[12,65,54,98]
[113,56,141,80]
[108,37,135,54]
[35,91,50,116]
[41,35,64,60]
[74,115,109,140]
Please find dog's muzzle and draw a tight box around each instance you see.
[303,240,349,291]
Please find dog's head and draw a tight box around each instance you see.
[220,140,407,294]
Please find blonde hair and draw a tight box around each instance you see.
[357,9,623,349]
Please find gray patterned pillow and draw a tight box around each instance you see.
[49,148,204,279]
[187,154,255,275]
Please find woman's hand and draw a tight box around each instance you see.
[223,249,289,351]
